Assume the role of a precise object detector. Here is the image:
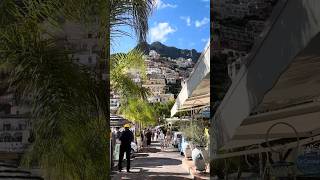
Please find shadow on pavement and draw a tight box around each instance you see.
[142,170,190,177]
[133,153,149,158]
[112,170,191,180]
[134,157,181,167]
[139,147,161,153]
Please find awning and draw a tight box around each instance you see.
[165,117,191,123]
[213,0,320,151]
[171,42,210,117]
[110,114,129,127]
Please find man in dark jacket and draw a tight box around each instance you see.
[145,129,152,146]
[118,124,134,172]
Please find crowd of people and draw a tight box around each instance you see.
[111,124,173,173]
[140,127,173,150]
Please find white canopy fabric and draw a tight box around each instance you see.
[213,0,320,151]
[165,117,191,123]
[171,42,210,117]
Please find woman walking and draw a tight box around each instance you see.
[165,130,172,148]
[159,131,165,150]
[146,129,152,146]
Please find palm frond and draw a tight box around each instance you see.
[110,0,154,42]
[0,3,109,179]
[119,98,156,125]
[111,49,149,99]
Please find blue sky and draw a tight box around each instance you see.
[111,0,210,54]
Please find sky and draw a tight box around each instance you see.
[111,0,210,54]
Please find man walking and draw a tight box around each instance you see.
[146,129,152,146]
[118,124,134,173]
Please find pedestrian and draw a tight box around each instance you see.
[115,127,121,140]
[154,129,157,141]
[118,124,134,173]
[165,130,172,148]
[140,130,144,142]
[159,131,165,150]
[146,129,152,146]
[151,129,154,141]
[156,129,160,141]
[143,128,147,147]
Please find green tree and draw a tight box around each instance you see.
[0,0,154,179]
[1,17,109,180]
[111,50,156,125]
[152,100,175,123]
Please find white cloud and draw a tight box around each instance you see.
[180,16,191,26]
[201,38,208,42]
[189,42,195,47]
[195,17,209,28]
[149,22,176,43]
[154,0,177,9]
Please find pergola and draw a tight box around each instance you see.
[170,42,210,117]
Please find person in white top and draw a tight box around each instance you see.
[159,131,165,150]
[165,130,172,148]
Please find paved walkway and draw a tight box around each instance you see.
[111,142,192,180]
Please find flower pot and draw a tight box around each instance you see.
[202,147,209,164]
[192,147,206,171]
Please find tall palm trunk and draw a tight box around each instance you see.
[98,0,111,176]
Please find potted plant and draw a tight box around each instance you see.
[189,120,208,171]
[180,125,193,159]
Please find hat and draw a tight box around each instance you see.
[124,124,130,128]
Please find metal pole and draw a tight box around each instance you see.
[259,146,263,178]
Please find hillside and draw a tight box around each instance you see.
[135,41,201,62]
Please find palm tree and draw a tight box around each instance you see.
[110,50,148,99]
[0,0,154,179]
[110,0,154,42]
[110,50,156,125]
[1,8,110,179]
[109,0,156,126]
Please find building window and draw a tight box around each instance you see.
[14,132,22,142]
[3,124,11,131]
[18,124,26,130]
[88,56,92,63]
[2,133,12,142]
[82,44,87,50]
[88,33,93,38]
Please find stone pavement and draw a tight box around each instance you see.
[111,142,192,180]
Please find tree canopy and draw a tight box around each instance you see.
[0,0,155,179]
